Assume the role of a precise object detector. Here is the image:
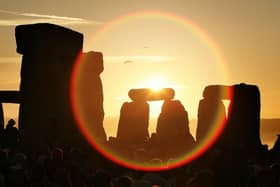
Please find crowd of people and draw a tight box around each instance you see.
[0,119,280,187]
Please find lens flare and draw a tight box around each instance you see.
[70,10,232,171]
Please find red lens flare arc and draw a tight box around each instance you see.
[70,11,231,171]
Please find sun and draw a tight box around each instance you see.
[146,76,168,91]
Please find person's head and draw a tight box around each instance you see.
[186,169,214,187]
[7,119,16,127]
[131,179,152,187]
[114,175,134,187]
[51,147,64,161]
[91,169,113,187]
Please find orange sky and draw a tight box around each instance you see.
[0,1,279,122]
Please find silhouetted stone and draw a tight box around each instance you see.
[75,51,106,142]
[16,23,83,56]
[116,101,149,145]
[270,134,280,162]
[203,85,231,100]
[15,23,83,148]
[155,100,195,157]
[0,91,22,103]
[129,88,175,102]
[225,83,262,155]
[196,95,226,144]
[197,83,262,160]
[0,103,3,132]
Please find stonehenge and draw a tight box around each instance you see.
[128,88,175,101]
[116,88,195,153]
[75,51,107,142]
[196,83,262,158]
[116,101,150,144]
[0,23,106,148]
[0,23,265,163]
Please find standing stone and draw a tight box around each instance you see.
[196,88,226,144]
[15,23,83,148]
[75,51,106,142]
[156,100,195,157]
[116,101,150,145]
[0,103,3,132]
[225,84,262,154]
[156,100,190,138]
[196,84,262,159]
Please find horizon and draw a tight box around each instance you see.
[0,1,280,150]
[2,110,280,148]
[0,1,280,120]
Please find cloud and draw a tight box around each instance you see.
[0,9,102,26]
[104,55,172,64]
[0,55,172,64]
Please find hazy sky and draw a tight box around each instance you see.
[0,0,279,121]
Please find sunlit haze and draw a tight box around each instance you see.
[0,1,279,147]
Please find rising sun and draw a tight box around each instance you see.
[145,76,169,91]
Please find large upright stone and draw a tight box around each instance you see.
[155,100,195,157]
[0,103,3,131]
[196,88,226,144]
[15,23,83,147]
[225,84,262,153]
[116,101,150,145]
[156,100,190,138]
[196,83,262,158]
[75,51,106,142]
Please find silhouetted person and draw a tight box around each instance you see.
[4,119,19,148]
[185,169,214,187]
[114,175,134,187]
[90,169,113,187]
[46,148,71,187]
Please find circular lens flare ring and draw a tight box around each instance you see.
[70,10,232,171]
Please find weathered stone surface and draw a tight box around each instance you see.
[128,88,175,102]
[16,23,84,147]
[156,100,193,140]
[16,23,83,55]
[0,103,3,132]
[197,83,262,158]
[196,97,226,143]
[225,84,262,151]
[116,101,150,144]
[153,100,195,158]
[0,91,22,103]
[203,85,231,100]
[75,51,106,142]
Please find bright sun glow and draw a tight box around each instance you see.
[146,76,168,91]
